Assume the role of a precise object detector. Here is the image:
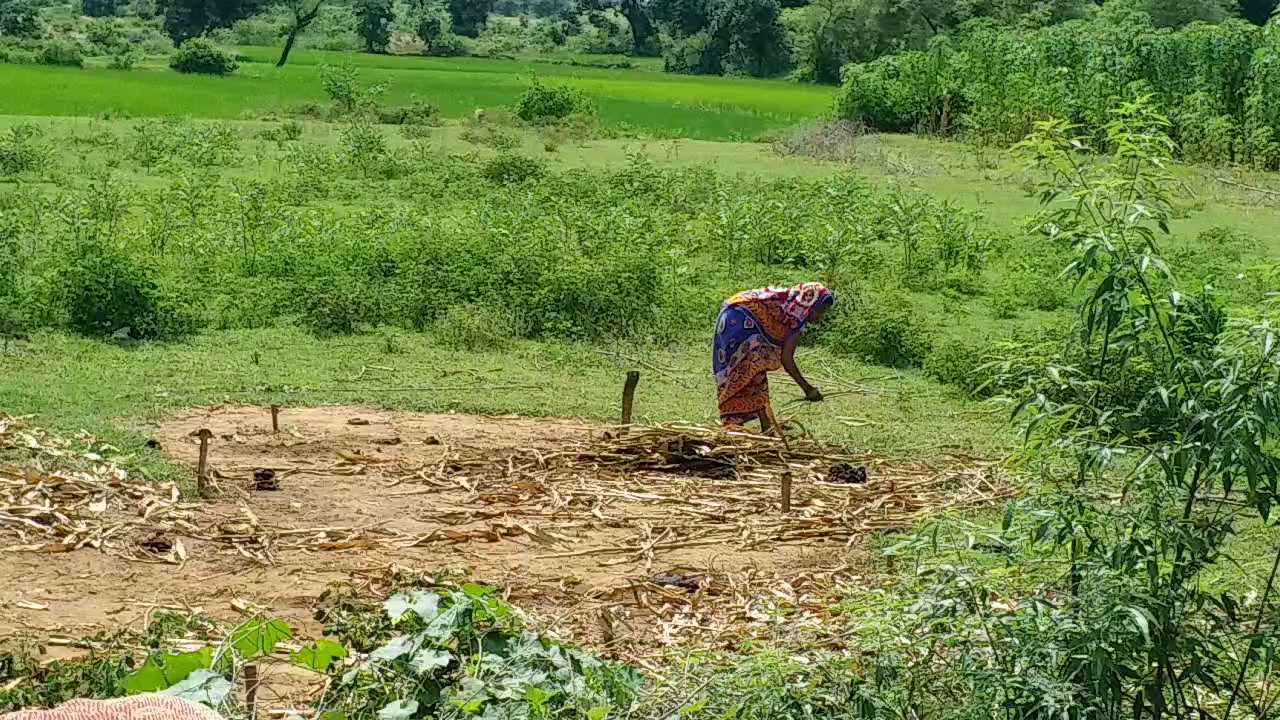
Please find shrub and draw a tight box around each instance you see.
[107,51,137,69]
[85,18,128,54]
[460,125,519,151]
[0,46,38,63]
[430,303,521,351]
[924,336,994,395]
[299,276,375,337]
[0,0,42,38]
[990,285,1021,319]
[129,118,241,168]
[819,291,933,368]
[481,153,544,184]
[515,80,593,123]
[376,100,439,126]
[339,121,393,177]
[258,120,304,143]
[0,123,51,175]
[38,40,84,67]
[45,239,199,340]
[169,37,238,75]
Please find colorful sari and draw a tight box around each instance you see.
[713,282,834,426]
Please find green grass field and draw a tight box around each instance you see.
[0,48,835,140]
[3,33,1280,718]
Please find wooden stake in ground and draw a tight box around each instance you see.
[780,471,792,514]
[243,663,260,720]
[621,370,640,430]
[194,428,213,496]
[270,405,280,434]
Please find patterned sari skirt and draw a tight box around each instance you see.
[712,304,782,426]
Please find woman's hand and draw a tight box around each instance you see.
[804,385,823,402]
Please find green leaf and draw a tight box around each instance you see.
[409,648,453,673]
[372,632,425,662]
[587,706,610,720]
[377,699,418,720]
[161,669,233,707]
[423,602,470,643]
[385,591,442,623]
[292,638,347,673]
[1126,607,1152,643]
[120,648,214,694]
[226,618,293,662]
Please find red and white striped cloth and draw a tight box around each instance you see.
[2,695,223,720]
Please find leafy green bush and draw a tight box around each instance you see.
[430,304,521,351]
[819,291,933,367]
[0,123,51,175]
[515,80,594,123]
[315,585,641,720]
[481,153,545,184]
[0,0,42,38]
[45,239,199,340]
[169,37,237,75]
[107,50,137,69]
[299,276,376,337]
[924,336,993,395]
[376,100,439,126]
[38,40,84,67]
[129,118,241,168]
[258,119,304,143]
[460,125,519,150]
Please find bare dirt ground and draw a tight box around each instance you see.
[1,405,1008,706]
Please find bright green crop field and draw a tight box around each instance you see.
[0,48,835,140]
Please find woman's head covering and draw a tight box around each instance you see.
[780,282,834,327]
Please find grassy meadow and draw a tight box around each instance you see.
[0,49,835,139]
[3,27,1280,719]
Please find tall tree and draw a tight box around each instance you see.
[411,0,451,52]
[355,0,394,52]
[82,0,122,17]
[446,0,491,36]
[1236,0,1277,23]
[1139,0,1233,26]
[276,0,323,66]
[578,0,657,55]
[0,0,44,37]
[160,0,261,42]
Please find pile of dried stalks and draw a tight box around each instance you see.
[0,414,199,562]
[377,423,1011,657]
[2,412,1011,657]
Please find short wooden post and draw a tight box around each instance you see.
[780,471,792,514]
[244,662,260,720]
[194,428,213,496]
[270,405,280,434]
[621,370,640,430]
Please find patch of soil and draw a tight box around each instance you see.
[1,405,1007,707]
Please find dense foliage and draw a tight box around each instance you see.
[0,113,1027,361]
[168,36,237,73]
[836,12,1280,167]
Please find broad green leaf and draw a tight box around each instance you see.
[226,618,293,661]
[292,638,348,673]
[423,603,470,643]
[372,632,425,662]
[385,591,442,623]
[377,699,418,720]
[161,669,233,707]
[409,647,453,673]
[120,648,213,694]
[587,707,610,720]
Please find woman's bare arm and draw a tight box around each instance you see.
[781,334,816,396]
